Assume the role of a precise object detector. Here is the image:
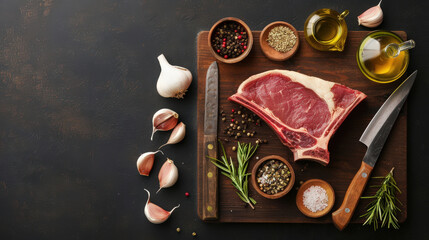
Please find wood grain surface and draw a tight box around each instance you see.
[197,31,407,223]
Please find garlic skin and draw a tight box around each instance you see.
[358,0,383,28]
[156,54,192,99]
[136,150,162,176]
[144,189,180,224]
[159,122,186,149]
[157,159,179,193]
[151,108,179,141]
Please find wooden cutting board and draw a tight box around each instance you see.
[197,31,407,223]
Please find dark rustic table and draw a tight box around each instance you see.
[0,0,428,239]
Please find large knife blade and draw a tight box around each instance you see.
[201,61,219,220]
[332,70,417,230]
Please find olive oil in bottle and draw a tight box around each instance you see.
[304,9,349,51]
[357,31,411,83]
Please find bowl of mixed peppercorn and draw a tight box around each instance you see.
[251,155,295,199]
[208,17,253,64]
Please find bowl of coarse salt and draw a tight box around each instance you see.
[296,179,335,218]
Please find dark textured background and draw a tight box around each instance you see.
[0,0,427,239]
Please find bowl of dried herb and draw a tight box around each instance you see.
[208,17,253,64]
[251,155,295,199]
[260,21,299,61]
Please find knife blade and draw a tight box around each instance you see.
[332,70,417,230]
[201,61,219,220]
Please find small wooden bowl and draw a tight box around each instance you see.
[260,21,299,61]
[296,179,335,218]
[208,17,253,64]
[251,155,295,199]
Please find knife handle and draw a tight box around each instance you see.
[201,135,218,220]
[332,161,373,230]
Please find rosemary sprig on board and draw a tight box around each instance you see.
[360,167,402,230]
[208,141,258,209]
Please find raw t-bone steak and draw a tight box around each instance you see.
[229,70,366,165]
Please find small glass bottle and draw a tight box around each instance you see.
[357,31,414,83]
[304,9,349,51]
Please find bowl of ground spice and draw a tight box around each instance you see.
[296,179,335,218]
[208,17,253,64]
[260,21,299,61]
[251,155,295,199]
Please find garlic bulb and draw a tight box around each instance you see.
[157,159,179,193]
[144,189,180,224]
[136,150,163,176]
[151,108,179,141]
[158,122,186,149]
[156,54,192,99]
[358,0,383,28]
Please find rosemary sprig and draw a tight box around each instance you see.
[360,167,402,230]
[208,141,258,209]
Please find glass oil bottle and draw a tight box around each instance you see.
[304,9,349,51]
[357,31,413,83]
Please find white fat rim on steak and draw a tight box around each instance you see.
[237,70,336,114]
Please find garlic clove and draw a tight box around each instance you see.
[156,54,192,99]
[157,158,179,193]
[158,122,186,149]
[144,189,180,224]
[136,150,163,176]
[151,108,179,141]
[358,0,383,28]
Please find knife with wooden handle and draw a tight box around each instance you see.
[332,70,417,230]
[200,61,219,220]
